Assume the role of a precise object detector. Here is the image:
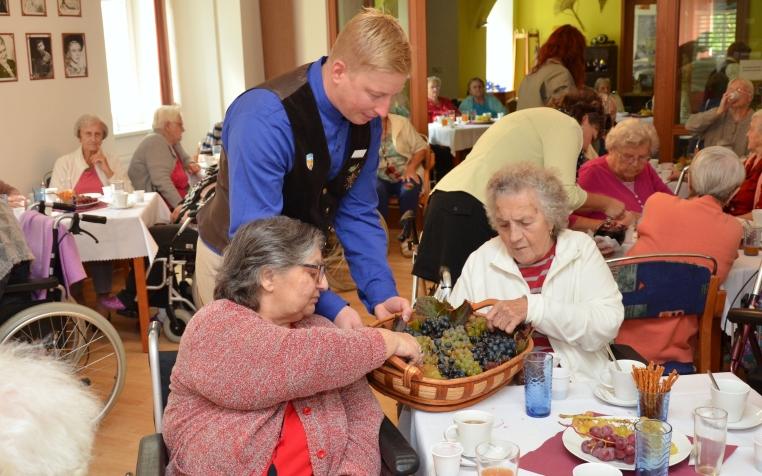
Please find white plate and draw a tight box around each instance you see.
[702,401,762,430]
[562,421,692,471]
[109,202,133,210]
[593,384,637,407]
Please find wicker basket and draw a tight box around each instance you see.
[368,299,534,412]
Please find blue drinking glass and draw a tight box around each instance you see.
[635,418,672,476]
[524,352,552,417]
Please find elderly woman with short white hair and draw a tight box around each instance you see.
[50,114,132,311]
[618,146,745,372]
[573,118,673,230]
[128,105,200,210]
[448,163,623,382]
[50,114,132,193]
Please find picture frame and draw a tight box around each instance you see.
[57,0,80,17]
[62,33,87,78]
[0,0,9,16]
[26,33,54,80]
[0,33,18,82]
[20,0,46,16]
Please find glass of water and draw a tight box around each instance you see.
[523,352,552,417]
[693,406,727,476]
[635,418,672,476]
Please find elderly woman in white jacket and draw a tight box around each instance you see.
[50,114,132,311]
[448,163,623,382]
[50,114,132,193]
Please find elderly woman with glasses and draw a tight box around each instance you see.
[616,146,744,373]
[448,163,623,382]
[573,119,673,231]
[162,216,422,475]
[128,105,201,211]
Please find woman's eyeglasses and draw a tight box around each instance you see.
[300,263,326,283]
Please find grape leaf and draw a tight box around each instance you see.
[413,296,451,320]
[449,301,474,327]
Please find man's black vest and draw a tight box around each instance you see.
[197,63,371,252]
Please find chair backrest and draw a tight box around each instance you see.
[606,253,724,372]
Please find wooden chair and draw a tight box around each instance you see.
[606,254,726,373]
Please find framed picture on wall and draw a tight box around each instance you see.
[26,33,54,80]
[0,33,18,82]
[0,0,10,16]
[57,0,80,17]
[62,33,87,78]
[21,0,46,16]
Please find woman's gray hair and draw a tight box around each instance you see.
[594,77,611,91]
[485,163,570,239]
[213,216,325,311]
[689,146,745,203]
[73,114,108,140]
[605,118,659,154]
[751,110,762,132]
[152,105,182,131]
[427,75,441,86]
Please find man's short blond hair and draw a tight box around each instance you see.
[328,8,411,75]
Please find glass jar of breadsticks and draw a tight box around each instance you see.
[633,362,679,421]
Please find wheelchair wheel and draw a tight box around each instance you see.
[0,302,127,421]
[163,307,191,343]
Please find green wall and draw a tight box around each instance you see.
[513,0,622,88]
[457,0,495,97]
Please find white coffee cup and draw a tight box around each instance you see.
[753,209,762,227]
[603,360,645,402]
[573,462,624,476]
[112,190,128,208]
[132,189,145,203]
[44,187,58,203]
[711,378,750,423]
[444,409,496,457]
[102,185,113,199]
[432,441,463,476]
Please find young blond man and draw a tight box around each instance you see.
[196,9,413,328]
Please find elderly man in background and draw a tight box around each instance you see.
[686,77,754,157]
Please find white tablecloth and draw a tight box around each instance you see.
[403,372,762,476]
[428,122,491,154]
[71,192,171,264]
[723,251,762,333]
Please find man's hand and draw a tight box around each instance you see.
[334,305,365,329]
[485,297,528,333]
[374,296,413,321]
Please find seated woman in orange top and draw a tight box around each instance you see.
[616,146,745,373]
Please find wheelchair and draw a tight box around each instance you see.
[136,321,420,475]
[0,202,127,421]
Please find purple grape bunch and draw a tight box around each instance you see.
[579,424,636,465]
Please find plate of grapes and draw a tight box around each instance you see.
[560,413,692,470]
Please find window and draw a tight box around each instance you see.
[101,0,162,135]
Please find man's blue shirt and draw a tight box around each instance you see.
[220,58,398,318]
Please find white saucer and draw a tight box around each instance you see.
[109,202,133,210]
[703,401,762,430]
[593,384,637,407]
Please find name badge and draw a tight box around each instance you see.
[351,149,367,159]
[305,153,314,171]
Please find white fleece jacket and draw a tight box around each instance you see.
[449,229,624,383]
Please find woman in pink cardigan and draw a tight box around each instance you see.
[162,216,422,475]
[572,119,672,232]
